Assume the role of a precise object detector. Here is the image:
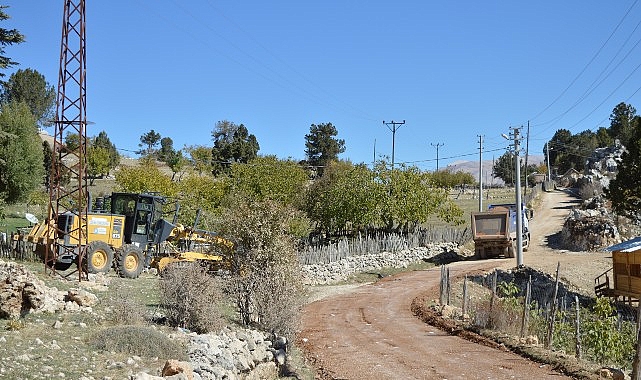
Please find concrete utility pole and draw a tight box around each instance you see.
[373,138,376,168]
[503,127,524,267]
[431,142,444,171]
[478,135,483,212]
[546,142,552,182]
[382,120,405,169]
[524,121,530,198]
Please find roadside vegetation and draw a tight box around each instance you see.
[3,3,641,378]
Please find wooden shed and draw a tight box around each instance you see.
[595,237,641,304]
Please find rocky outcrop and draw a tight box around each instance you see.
[561,195,620,251]
[132,327,280,380]
[0,260,65,318]
[301,243,466,285]
[0,260,101,319]
[583,141,625,189]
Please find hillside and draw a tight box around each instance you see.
[446,154,545,186]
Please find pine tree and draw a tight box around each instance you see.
[0,6,24,76]
[304,122,345,176]
[605,117,641,222]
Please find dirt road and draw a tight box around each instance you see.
[299,189,605,379]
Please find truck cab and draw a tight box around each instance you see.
[487,203,531,251]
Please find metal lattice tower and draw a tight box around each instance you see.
[45,0,88,280]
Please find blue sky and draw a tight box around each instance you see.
[4,1,641,170]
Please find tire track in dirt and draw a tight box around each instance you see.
[299,260,573,379]
[299,189,596,379]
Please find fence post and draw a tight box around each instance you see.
[520,275,532,339]
[574,295,581,359]
[462,275,468,317]
[446,266,451,306]
[489,270,498,328]
[546,262,561,350]
[632,301,641,380]
[439,266,445,305]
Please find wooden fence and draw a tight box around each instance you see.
[299,227,471,265]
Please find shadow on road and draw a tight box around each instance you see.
[544,231,565,250]
[551,200,580,210]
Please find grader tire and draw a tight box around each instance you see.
[86,241,114,274]
[115,244,144,279]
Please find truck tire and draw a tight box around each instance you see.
[523,233,531,252]
[86,241,114,274]
[115,244,144,279]
[507,242,516,258]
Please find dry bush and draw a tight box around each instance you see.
[219,198,305,341]
[106,298,145,325]
[227,261,303,340]
[158,262,224,334]
[104,292,146,325]
[88,325,187,359]
[471,296,523,335]
[4,318,25,331]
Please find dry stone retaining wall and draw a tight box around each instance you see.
[301,242,464,285]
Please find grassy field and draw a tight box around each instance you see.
[421,187,517,228]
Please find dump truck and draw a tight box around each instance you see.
[22,192,232,278]
[471,203,531,259]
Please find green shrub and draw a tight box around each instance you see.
[582,297,634,367]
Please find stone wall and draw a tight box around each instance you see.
[133,327,282,380]
[301,243,466,285]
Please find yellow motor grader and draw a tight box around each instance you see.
[22,192,232,279]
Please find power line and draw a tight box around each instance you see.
[529,0,639,123]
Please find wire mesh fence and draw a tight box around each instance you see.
[439,264,641,371]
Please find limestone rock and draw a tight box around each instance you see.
[66,288,98,307]
[161,360,194,380]
[597,367,624,380]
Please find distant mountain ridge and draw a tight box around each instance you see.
[446,155,545,186]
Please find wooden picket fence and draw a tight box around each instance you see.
[299,227,471,265]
